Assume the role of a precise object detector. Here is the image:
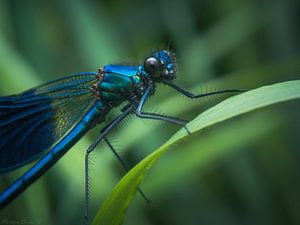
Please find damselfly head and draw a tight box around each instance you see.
[143,50,176,81]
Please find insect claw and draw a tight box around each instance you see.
[184,125,191,135]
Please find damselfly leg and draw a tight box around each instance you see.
[104,138,151,204]
[84,105,134,223]
[163,79,247,98]
[136,86,191,134]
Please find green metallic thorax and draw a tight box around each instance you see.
[98,64,145,105]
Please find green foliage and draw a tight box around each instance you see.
[0,1,299,225]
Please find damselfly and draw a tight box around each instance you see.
[0,50,244,221]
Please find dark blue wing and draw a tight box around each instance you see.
[0,72,99,172]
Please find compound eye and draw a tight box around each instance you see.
[144,57,161,77]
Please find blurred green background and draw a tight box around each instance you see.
[0,0,299,225]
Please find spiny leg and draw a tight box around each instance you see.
[142,112,188,124]
[163,79,247,99]
[138,112,191,135]
[84,105,134,223]
[136,86,191,134]
[104,138,151,204]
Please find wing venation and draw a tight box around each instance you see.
[0,73,99,172]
